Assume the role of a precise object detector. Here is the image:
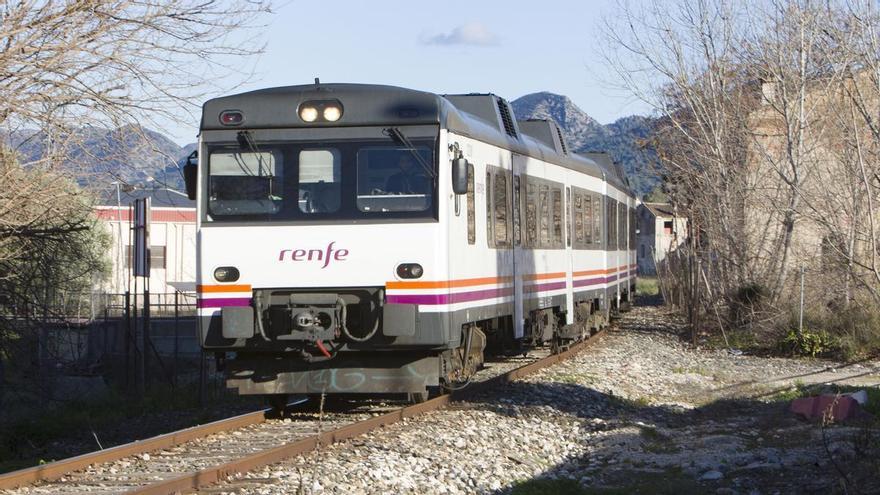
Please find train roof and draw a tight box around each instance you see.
[201,83,630,190]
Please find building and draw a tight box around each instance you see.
[94,186,196,296]
[636,202,687,276]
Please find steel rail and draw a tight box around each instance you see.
[127,331,606,495]
[0,408,274,491]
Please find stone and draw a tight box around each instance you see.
[700,470,724,481]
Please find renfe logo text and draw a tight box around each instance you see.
[278,241,349,269]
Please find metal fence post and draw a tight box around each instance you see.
[173,291,179,392]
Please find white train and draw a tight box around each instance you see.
[183,83,637,403]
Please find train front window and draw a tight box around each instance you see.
[208,150,283,216]
[298,149,341,214]
[356,146,433,212]
[204,134,437,222]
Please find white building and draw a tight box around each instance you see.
[95,187,196,296]
[636,202,688,276]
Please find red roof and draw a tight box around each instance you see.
[95,207,196,223]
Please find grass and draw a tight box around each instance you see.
[636,277,660,297]
[553,373,597,385]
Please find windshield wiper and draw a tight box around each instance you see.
[236,130,271,178]
[383,127,436,179]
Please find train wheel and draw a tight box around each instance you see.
[267,394,289,413]
[407,390,429,404]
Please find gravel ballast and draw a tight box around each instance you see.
[73,304,880,494]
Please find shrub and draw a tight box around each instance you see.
[779,328,836,357]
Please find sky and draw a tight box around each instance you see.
[167,0,651,145]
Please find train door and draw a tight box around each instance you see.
[511,153,526,339]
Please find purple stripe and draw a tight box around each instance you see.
[197,297,251,308]
[573,276,611,288]
[386,287,514,305]
[523,281,567,293]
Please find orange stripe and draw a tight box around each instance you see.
[571,265,632,277]
[573,269,607,277]
[386,276,513,290]
[521,272,566,281]
[197,284,252,293]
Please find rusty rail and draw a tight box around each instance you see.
[128,331,606,495]
[0,408,273,491]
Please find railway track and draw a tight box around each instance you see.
[0,331,605,495]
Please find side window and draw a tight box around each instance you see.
[565,187,571,247]
[539,184,550,246]
[513,176,522,246]
[630,207,637,247]
[552,188,562,247]
[606,196,616,250]
[494,172,510,247]
[466,164,475,245]
[584,194,593,244]
[526,179,538,247]
[592,195,602,248]
[618,204,627,249]
[486,171,493,247]
[574,193,585,245]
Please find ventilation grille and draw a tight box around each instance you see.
[496,97,518,138]
[553,123,568,155]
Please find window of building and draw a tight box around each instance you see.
[664,220,673,235]
[466,163,475,245]
[125,245,166,270]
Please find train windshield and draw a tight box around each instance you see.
[206,137,436,222]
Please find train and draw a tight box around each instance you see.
[182,83,637,404]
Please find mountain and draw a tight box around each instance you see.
[3,93,661,199]
[511,92,660,197]
[510,92,606,151]
[3,125,193,194]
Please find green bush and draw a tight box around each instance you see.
[636,277,659,296]
[779,328,836,357]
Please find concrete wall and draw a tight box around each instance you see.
[98,207,196,295]
[637,205,687,276]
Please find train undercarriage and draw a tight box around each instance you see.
[219,286,623,408]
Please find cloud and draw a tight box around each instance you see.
[422,22,499,46]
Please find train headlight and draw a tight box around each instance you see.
[299,106,319,122]
[298,100,344,123]
[396,263,423,279]
[323,105,342,122]
[214,266,240,282]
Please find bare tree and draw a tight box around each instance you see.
[0,0,274,407]
[601,0,880,347]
